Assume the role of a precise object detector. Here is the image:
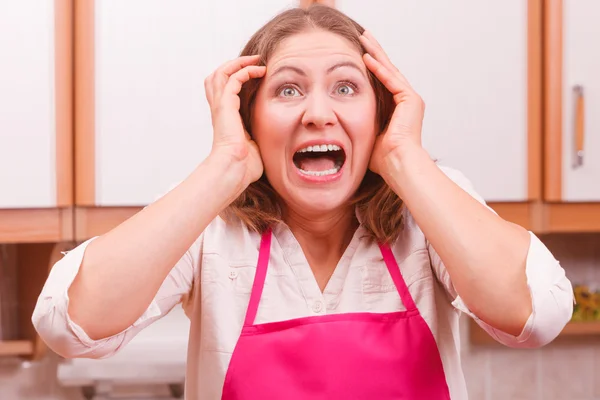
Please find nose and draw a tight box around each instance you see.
[301,91,337,129]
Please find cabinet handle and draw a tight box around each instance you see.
[573,85,585,168]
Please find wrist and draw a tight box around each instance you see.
[193,152,248,204]
[380,144,435,197]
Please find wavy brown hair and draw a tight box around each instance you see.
[220,4,404,244]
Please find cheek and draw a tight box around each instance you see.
[257,99,299,132]
[340,100,378,159]
[251,100,296,170]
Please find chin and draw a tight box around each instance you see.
[284,188,355,217]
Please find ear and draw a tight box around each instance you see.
[299,0,336,9]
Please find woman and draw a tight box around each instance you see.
[33,5,573,399]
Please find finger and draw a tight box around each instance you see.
[205,75,215,106]
[219,55,261,77]
[222,65,267,108]
[359,34,411,87]
[363,53,412,102]
[362,30,385,54]
[359,33,397,72]
[360,31,400,77]
[211,55,262,105]
[364,53,424,133]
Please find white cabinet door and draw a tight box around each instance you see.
[91,0,297,206]
[560,0,600,201]
[0,1,64,208]
[337,1,530,202]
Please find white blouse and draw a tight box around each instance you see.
[32,166,574,400]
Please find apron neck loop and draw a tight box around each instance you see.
[244,230,418,326]
[378,244,418,311]
[244,228,273,326]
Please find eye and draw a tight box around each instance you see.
[335,82,356,96]
[278,85,301,98]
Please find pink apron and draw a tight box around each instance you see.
[221,229,451,399]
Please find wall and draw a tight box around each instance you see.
[0,233,599,400]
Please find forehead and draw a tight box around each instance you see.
[267,30,363,70]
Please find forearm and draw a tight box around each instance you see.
[381,145,532,335]
[68,153,245,340]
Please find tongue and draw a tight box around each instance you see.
[298,156,335,172]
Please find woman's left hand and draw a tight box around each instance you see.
[360,30,425,176]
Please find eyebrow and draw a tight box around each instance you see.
[270,61,365,78]
[270,65,307,77]
[326,61,364,75]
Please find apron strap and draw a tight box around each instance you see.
[378,244,418,312]
[244,228,272,326]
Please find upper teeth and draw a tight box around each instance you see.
[297,144,341,153]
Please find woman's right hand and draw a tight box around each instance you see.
[205,55,266,188]
[56,57,266,344]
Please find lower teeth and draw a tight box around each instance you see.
[299,167,340,177]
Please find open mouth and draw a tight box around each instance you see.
[292,144,346,177]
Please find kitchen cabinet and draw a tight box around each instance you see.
[1,0,599,242]
[75,0,296,207]
[0,241,70,360]
[73,0,549,239]
[0,0,73,361]
[74,0,298,238]
[545,0,600,202]
[0,0,73,243]
[337,0,541,203]
[537,0,600,233]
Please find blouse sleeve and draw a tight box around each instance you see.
[426,166,574,348]
[31,233,203,359]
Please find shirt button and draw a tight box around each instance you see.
[228,270,238,279]
[312,301,323,313]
